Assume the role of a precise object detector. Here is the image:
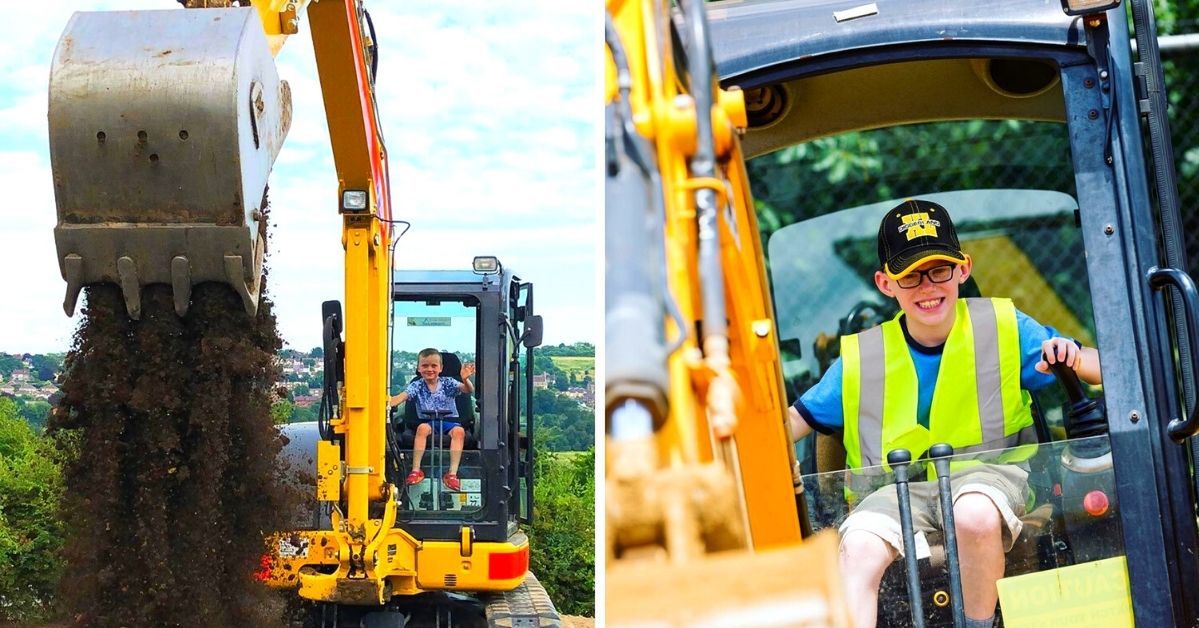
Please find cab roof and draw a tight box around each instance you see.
[708,0,1085,83]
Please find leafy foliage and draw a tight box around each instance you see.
[1155,3,1199,280]
[534,388,594,451]
[0,354,22,378]
[271,399,294,425]
[529,448,595,617]
[538,342,595,357]
[0,397,67,622]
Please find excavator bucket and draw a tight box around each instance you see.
[49,8,291,319]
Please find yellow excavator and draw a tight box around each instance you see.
[604,0,848,625]
[49,1,558,626]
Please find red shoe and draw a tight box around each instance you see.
[442,473,461,491]
[405,469,425,485]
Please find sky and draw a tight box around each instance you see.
[0,1,598,354]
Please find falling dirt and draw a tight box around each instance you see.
[49,281,293,627]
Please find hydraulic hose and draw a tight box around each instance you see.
[604,12,670,432]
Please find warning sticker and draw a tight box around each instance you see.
[406,317,451,327]
[278,535,310,559]
[997,556,1132,628]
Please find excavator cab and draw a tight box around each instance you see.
[703,0,1199,624]
[386,262,540,532]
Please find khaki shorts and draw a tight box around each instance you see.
[838,463,1030,559]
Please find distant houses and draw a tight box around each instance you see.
[562,384,596,409]
[1,347,596,413]
[0,355,59,401]
[293,393,323,408]
[0,382,57,401]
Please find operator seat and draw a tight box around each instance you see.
[394,351,478,450]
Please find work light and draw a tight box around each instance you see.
[473,256,500,274]
[342,189,368,212]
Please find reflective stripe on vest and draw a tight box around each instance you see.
[842,297,1035,470]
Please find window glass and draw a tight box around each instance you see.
[391,296,482,517]
[749,92,1122,614]
[750,119,1095,441]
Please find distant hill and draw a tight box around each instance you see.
[6,344,597,450]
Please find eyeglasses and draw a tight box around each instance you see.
[895,264,957,289]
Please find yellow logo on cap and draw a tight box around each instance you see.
[899,212,940,240]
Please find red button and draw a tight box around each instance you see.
[1083,490,1110,516]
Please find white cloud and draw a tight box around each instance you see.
[0,0,598,354]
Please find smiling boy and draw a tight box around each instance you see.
[787,199,1102,628]
[389,348,475,491]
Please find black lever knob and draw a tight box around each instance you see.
[887,448,912,466]
[929,443,954,460]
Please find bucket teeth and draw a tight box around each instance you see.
[171,256,192,317]
[117,257,142,320]
[224,255,260,318]
[63,254,84,317]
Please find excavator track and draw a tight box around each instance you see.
[483,571,563,628]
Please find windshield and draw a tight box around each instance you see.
[748,77,1118,623]
[751,117,1098,446]
[390,296,483,517]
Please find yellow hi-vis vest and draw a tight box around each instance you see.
[841,297,1036,472]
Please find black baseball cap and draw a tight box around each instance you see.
[877,199,969,280]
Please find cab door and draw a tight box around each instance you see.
[1073,13,1199,622]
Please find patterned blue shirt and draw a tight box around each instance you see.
[405,377,463,419]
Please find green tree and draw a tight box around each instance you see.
[271,400,294,425]
[18,401,51,433]
[0,397,66,622]
[0,354,21,378]
[538,342,595,357]
[532,389,594,451]
[290,404,317,424]
[528,448,595,617]
[28,355,61,383]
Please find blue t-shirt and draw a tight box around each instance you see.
[794,308,1062,434]
[405,377,463,418]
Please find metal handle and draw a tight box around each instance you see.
[929,444,966,628]
[1147,266,1199,442]
[1045,355,1088,404]
[887,448,926,628]
[523,344,536,524]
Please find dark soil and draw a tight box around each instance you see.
[49,282,292,627]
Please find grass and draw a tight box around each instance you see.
[550,450,592,460]
[550,356,594,377]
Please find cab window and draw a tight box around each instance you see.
[751,118,1095,447]
[391,297,483,515]
[747,74,1121,612]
